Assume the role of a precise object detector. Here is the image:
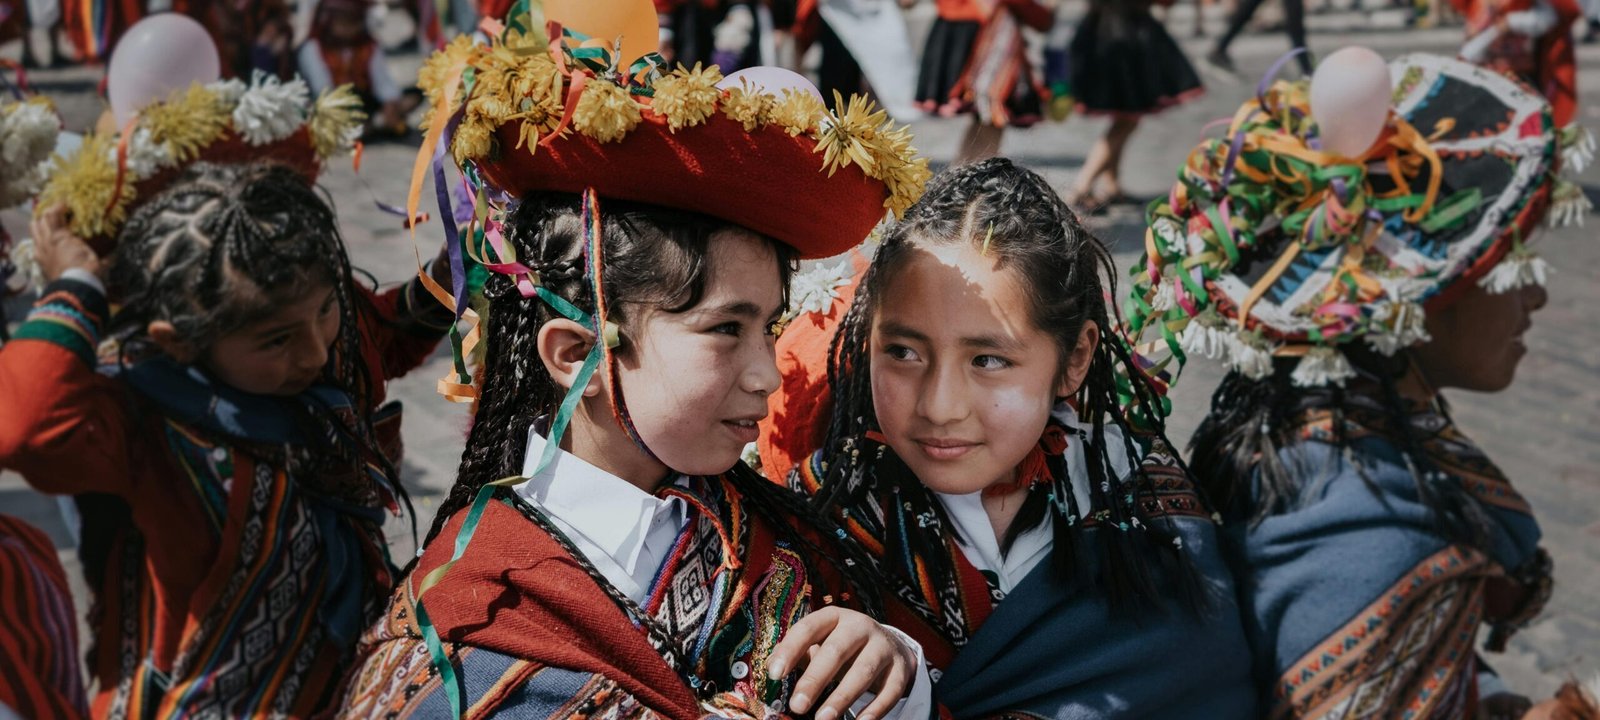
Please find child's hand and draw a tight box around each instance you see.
[767,607,918,720]
[30,204,103,285]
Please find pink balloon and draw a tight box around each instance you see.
[716,66,824,103]
[1309,46,1392,159]
[107,13,221,128]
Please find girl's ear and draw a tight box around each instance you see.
[1056,321,1101,398]
[146,320,198,363]
[537,318,603,398]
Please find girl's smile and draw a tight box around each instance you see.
[870,241,1075,496]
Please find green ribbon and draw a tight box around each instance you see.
[414,284,607,720]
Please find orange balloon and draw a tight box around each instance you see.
[545,0,660,66]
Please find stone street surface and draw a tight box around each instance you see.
[3,3,1598,700]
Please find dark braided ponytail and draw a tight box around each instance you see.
[817,157,1203,612]
[84,160,413,607]
[1190,347,1491,548]
[421,192,886,614]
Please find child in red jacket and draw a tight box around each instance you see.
[1,161,453,719]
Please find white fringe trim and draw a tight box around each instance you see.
[1479,253,1549,293]
[1149,276,1177,313]
[1291,346,1356,387]
[1366,301,1431,356]
[1549,180,1591,228]
[1227,332,1276,380]
[1178,309,1231,360]
[1560,124,1596,176]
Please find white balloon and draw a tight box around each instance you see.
[107,13,221,129]
[1309,46,1392,159]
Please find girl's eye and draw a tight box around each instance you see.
[711,322,742,337]
[973,354,1012,370]
[320,298,337,316]
[885,344,921,362]
[263,334,292,350]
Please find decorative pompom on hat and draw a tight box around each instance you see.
[35,75,365,254]
[1121,53,1587,409]
[1,94,64,293]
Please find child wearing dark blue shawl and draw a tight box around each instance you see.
[1126,53,1591,719]
[761,158,1258,719]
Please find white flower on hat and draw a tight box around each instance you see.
[5,238,43,293]
[1291,345,1356,387]
[788,259,854,320]
[1227,331,1276,380]
[1548,179,1591,228]
[1480,243,1550,293]
[1365,300,1431,356]
[233,74,311,146]
[1179,307,1231,361]
[1149,267,1178,313]
[209,77,250,106]
[1150,217,1185,256]
[104,127,175,180]
[1559,125,1595,176]
[0,101,59,209]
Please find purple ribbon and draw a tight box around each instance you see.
[431,107,470,319]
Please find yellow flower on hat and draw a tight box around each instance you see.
[653,63,724,132]
[420,35,481,118]
[769,89,825,139]
[141,84,230,163]
[574,78,641,144]
[816,91,887,177]
[720,83,773,133]
[37,133,133,240]
[309,86,366,158]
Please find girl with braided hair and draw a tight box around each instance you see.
[759,157,1257,718]
[1125,55,1586,718]
[0,161,456,718]
[331,12,937,717]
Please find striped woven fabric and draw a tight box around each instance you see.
[0,514,87,720]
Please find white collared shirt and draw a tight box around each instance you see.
[515,429,689,603]
[935,404,1130,595]
[513,428,933,719]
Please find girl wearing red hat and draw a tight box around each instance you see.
[333,9,936,719]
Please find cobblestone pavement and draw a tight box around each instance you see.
[3,9,1597,700]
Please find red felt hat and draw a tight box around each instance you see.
[479,112,891,259]
[37,79,362,254]
[418,26,929,260]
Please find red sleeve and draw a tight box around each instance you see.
[354,277,454,388]
[756,253,867,482]
[0,281,134,497]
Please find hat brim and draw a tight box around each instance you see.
[476,110,889,260]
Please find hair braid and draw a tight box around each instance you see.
[816,158,1204,614]
[416,194,894,619]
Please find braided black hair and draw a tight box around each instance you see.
[1189,347,1491,548]
[816,157,1202,612]
[79,160,416,653]
[422,193,886,618]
